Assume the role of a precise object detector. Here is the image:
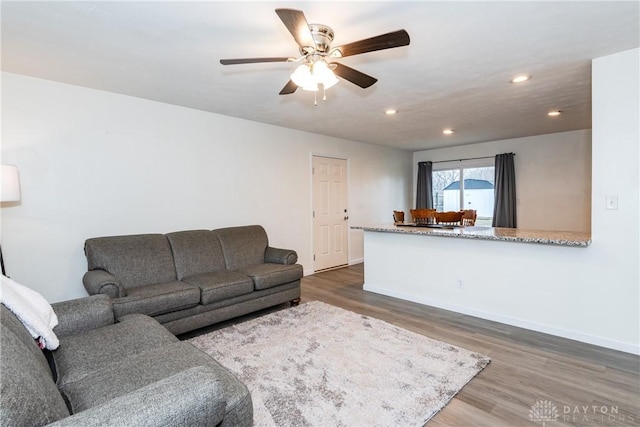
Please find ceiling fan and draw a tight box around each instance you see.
[220,8,410,97]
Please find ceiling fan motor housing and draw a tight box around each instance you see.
[304,24,334,55]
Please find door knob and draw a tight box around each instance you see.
[344,216,349,220]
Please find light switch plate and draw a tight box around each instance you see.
[605,195,618,210]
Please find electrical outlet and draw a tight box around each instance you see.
[456,279,464,289]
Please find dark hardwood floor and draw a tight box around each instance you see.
[183,263,639,426]
[301,264,640,427]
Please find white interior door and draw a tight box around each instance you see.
[312,156,348,272]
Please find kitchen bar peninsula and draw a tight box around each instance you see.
[353,223,592,246]
[351,223,600,348]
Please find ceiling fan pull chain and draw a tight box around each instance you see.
[314,91,317,106]
[323,86,327,101]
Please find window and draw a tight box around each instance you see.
[432,161,495,226]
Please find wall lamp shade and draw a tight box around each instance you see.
[1,165,21,202]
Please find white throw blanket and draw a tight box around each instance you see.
[0,275,59,350]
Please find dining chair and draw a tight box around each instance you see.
[461,209,477,226]
[410,208,437,225]
[435,211,463,225]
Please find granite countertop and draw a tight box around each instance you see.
[351,223,592,247]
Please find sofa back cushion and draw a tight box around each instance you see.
[84,234,177,289]
[166,230,227,280]
[1,305,70,426]
[214,225,268,270]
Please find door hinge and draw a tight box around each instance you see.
[313,211,315,218]
[313,254,316,261]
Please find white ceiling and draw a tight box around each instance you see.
[1,1,638,151]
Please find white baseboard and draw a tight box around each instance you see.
[364,283,640,356]
[304,259,363,277]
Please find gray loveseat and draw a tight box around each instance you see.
[0,294,252,426]
[83,225,303,335]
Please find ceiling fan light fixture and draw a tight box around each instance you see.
[291,60,339,92]
[291,64,313,88]
[321,75,339,89]
[312,60,339,89]
[302,81,319,92]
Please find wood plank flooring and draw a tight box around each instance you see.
[183,263,640,426]
[300,264,640,427]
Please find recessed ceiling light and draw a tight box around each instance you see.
[548,110,562,117]
[510,74,531,84]
[442,128,454,135]
[384,109,397,115]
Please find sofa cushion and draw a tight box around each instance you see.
[113,281,200,318]
[1,319,70,426]
[50,367,228,427]
[59,341,252,425]
[84,234,177,288]
[166,230,227,280]
[214,225,268,270]
[183,271,254,305]
[52,314,179,388]
[152,280,300,326]
[238,263,304,291]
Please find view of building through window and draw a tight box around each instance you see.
[432,166,495,225]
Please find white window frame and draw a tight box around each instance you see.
[432,158,494,213]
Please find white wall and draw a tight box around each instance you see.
[589,47,639,350]
[413,129,592,232]
[0,72,413,303]
[364,48,639,354]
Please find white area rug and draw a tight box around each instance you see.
[189,301,490,426]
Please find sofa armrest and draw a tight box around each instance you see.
[82,270,125,298]
[52,294,115,338]
[265,246,298,265]
[46,367,227,427]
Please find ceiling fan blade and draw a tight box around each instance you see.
[332,63,378,88]
[279,80,299,95]
[275,8,316,50]
[220,57,292,65]
[332,30,410,58]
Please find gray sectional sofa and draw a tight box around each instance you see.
[0,294,252,426]
[83,225,303,335]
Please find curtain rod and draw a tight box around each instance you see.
[420,153,515,165]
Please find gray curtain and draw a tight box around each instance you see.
[416,161,434,209]
[492,153,517,228]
